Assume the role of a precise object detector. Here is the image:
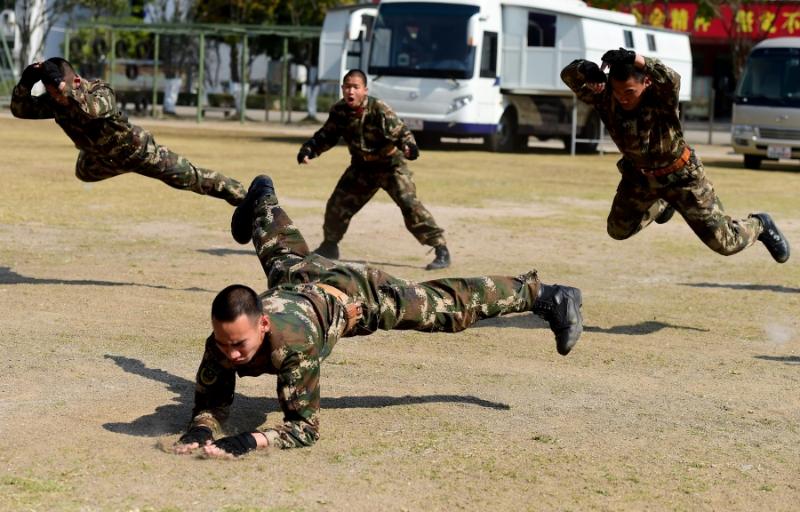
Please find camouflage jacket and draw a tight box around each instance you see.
[190,283,351,449]
[561,57,685,169]
[301,96,416,163]
[10,78,148,162]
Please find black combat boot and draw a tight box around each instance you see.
[751,213,790,263]
[230,175,275,245]
[655,204,675,224]
[313,240,340,260]
[425,245,451,270]
[532,284,583,356]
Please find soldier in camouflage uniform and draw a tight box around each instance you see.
[10,58,245,205]
[561,48,789,263]
[296,69,451,270]
[173,175,583,458]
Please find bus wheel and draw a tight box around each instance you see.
[743,155,763,169]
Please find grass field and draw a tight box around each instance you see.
[0,112,798,511]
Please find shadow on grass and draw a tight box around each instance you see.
[754,355,800,365]
[0,266,212,293]
[681,281,800,294]
[702,159,800,173]
[102,354,510,437]
[197,247,253,257]
[195,250,423,271]
[259,134,313,145]
[477,314,708,335]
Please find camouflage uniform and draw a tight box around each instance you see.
[300,96,446,247]
[561,57,762,255]
[10,79,245,205]
[189,194,540,449]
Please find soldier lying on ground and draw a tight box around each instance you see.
[294,69,451,270]
[10,57,245,205]
[174,175,583,458]
[561,48,790,263]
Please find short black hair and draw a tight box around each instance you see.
[343,69,367,87]
[608,62,646,83]
[211,284,263,322]
[45,57,75,77]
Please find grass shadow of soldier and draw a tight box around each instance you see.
[754,355,800,365]
[702,159,799,173]
[196,247,252,257]
[477,313,708,335]
[102,354,510,438]
[0,266,211,293]
[681,282,800,294]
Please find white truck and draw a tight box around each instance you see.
[731,37,800,169]
[319,0,692,152]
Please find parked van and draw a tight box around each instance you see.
[732,37,800,169]
[319,0,692,152]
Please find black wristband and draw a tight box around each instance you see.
[178,425,213,445]
[212,432,258,457]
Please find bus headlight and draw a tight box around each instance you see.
[732,124,756,145]
[447,95,473,114]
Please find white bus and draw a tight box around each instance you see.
[731,37,800,169]
[321,0,692,152]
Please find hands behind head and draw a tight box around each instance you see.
[20,63,42,88]
[601,47,636,68]
[579,61,607,92]
[40,60,64,88]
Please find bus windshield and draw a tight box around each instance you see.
[736,47,800,108]
[368,2,479,79]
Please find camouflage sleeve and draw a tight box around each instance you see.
[301,109,342,156]
[380,101,415,148]
[9,84,55,119]
[260,348,321,449]
[560,60,604,105]
[643,57,680,108]
[188,338,237,436]
[65,81,116,119]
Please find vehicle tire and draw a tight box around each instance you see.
[92,38,108,58]
[415,132,440,149]
[486,108,522,152]
[744,155,762,169]
[114,40,128,59]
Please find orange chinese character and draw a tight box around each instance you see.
[735,9,754,33]
[782,12,800,35]
[648,7,666,27]
[670,8,690,32]
[759,11,777,34]
[694,15,711,32]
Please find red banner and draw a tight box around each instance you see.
[620,2,800,40]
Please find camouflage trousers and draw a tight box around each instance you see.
[253,196,539,335]
[322,158,446,247]
[609,148,762,255]
[74,129,245,206]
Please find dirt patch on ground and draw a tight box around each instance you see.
[0,114,798,511]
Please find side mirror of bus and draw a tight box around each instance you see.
[466,13,480,46]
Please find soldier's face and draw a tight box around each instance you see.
[610,76,651,110]
[45,84,69,106]
[341,76,367,109]
[212,313,270,366]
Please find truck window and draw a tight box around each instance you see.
[480,31,498,78]
[528,12,556,47]
[623,30,634,48]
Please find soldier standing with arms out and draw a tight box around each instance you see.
[295,69,451,270]
[11,58,246,205]
[174,174,583,458]
[561,49,789,263]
